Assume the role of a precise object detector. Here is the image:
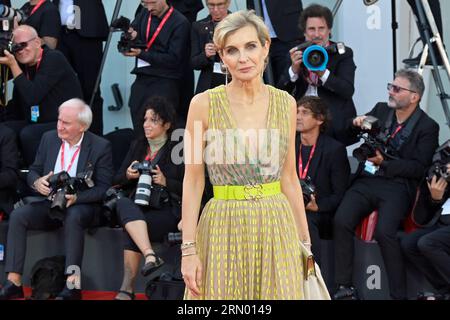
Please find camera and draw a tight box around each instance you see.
[427,140,450,182]
[47,170,95,221]
[111,16,147,53]
[300,176,316,206]
[103,186,127,227]
[132,160,154,206]
[132,160,168,208]
[352,116,398,162]
[0,4,27,23]
[295,41,346,71]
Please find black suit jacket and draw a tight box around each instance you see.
[351,103,440,198]
[295,133,350,236]
[247,0,303,42]
[52,0,109,39]
[0,124,19,214]
[168,0,204,24]
[191,15,227,94]
[279,43,357,146]
[28,130,113,204]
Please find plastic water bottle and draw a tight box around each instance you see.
[0,244,4,261]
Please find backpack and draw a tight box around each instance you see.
[145,272,185,300]
[30,255,66,300]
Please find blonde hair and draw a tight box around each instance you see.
[213,10,271,51]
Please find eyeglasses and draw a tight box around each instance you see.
[207,2,228,9]
[11,37,36,52]
[387,83,416,94]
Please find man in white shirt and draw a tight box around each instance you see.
[0,99,113,300]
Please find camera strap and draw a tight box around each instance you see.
[383,107,423,151]
[145,6,174,51]
[148,141,170,169]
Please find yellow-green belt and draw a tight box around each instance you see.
[213,181,281,200]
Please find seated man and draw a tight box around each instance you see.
[333,69,439,300]
[0,99,113,300]
[0,25,83,166]
[0,124,19,217]
[295,96,350,268]
[278,4,357,146]
[401,160,450,300]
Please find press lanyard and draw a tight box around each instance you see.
[61,142,81,173]
[145,146,158,162]
[389,124,403,140]
[26,48,44,80]
[298,144,316,180]
[145,6,174,51]
[30,0,46,16]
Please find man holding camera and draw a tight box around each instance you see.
[0,25,82,166]
[0,99,113,300]
[191,0,230,94]
[332,69,439,300]
[401,146,450,300]
[123,0,190,133]
[279,4,357,147]
[295,96,350,272]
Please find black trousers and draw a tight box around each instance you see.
[334,177,413,299]
[401,224,450,294]
[2,121,55,167]
[58,29,104,136]
[4,200,99,275]
[128,75,180,134]
[407,0,443,46]
[116,197,179,252]
[307,212,322,267]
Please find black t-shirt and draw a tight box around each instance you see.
[21,1,61,39]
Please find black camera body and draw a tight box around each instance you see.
[198,20,215,42]
[102,186,127,227]
[300,177,316,206]
[111,16,147,53]
[167,232,182,246]
[0,5,28,57]
[427,140,450,182]
[47,170,95,221]
[352,116,398,162]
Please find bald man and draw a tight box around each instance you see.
[0,25,83,166]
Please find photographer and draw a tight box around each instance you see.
[0,99,113,300]
[122,0,190,133]
[278,4,357,146]
[111,97,183,300]
[20,0,61,49]
[0,124,19,217]
[190,0,230,94]
[401,157,450,300]
[295,96,350,268]
[333,69,439,300]
[0,25,82,166]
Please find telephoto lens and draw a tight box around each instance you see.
[135,172,152,206]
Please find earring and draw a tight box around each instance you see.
[220,62,229,85]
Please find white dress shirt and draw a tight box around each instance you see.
[53,133,84,177]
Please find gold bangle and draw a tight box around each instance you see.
[181,242,196,250]
[181,252,197,258]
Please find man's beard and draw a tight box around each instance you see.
[388,96,408,109]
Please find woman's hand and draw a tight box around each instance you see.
[126,161,140,180]
[151,165,166,186]
[181,254,202,297]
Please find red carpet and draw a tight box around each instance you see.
[21,287,147,300]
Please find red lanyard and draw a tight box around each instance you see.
[145,146,158,162]
[30,0,46,16]
[389,124,403,140]
[145,6,174,51]
[61,142,81,173]
[26,48,44,80]
[298,144,316,180]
